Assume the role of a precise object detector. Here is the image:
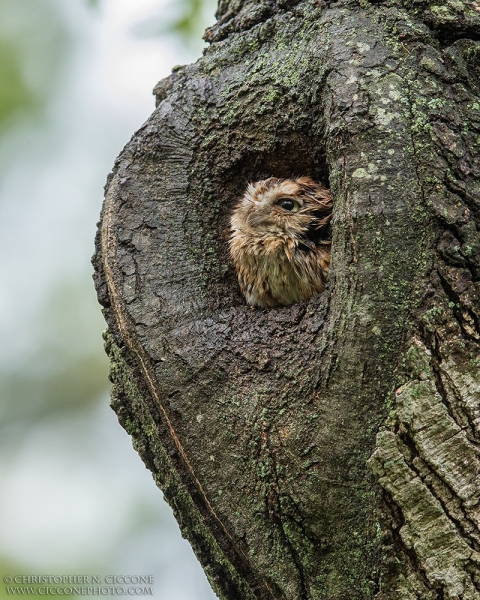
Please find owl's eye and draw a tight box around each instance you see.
[277,198,300,212]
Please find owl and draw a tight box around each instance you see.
[230,176,332,308]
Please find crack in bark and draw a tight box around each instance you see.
[436,268,480,343]
[400,425,480,555]
[269,485,310,598]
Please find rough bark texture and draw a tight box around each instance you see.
[93,1,480,598]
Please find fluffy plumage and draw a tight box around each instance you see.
[230,176,332,308]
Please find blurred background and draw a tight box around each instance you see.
[0,0,217,598]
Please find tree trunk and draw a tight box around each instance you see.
[92,1,480,598]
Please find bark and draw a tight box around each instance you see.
[92,1,480,598]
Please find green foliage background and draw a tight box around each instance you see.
[0,0,216,596]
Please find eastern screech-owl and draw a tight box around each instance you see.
[230,176,332,308]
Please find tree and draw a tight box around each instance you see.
[92,1,480,598]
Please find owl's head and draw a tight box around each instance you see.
[230,176,332,248]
